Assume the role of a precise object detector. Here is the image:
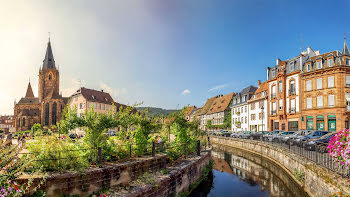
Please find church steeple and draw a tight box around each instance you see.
[42,40,56,69]
[25,82,35,98]
[343,32,350,55]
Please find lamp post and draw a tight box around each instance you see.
[261,105,264,141]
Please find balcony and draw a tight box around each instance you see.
[289,108,296,114]
[236,111,241,116]
[271,93,277,99]
[271,110,277,115]
[289,88,296,95]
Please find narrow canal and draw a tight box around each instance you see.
[190,145,309,197]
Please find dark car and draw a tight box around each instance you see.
[286,130,314,145]
[304,132,336,152]
[249,131,269,140]
[273,131,295,142]
[264,130,284,141]
[221,130,232,137]
[295,130,329,147]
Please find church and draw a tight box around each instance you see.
[14,40,68,131]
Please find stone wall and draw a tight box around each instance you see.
[18,155,167,196]
[126,150,211,197]
[210,136,350,197]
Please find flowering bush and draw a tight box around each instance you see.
[327,129,350,167]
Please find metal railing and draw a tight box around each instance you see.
[212,135,350,178]
[271,110,277,115]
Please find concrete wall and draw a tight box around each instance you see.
[210,136,350,197]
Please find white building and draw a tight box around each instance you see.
[247,80,268,131]
[231,86,257,132]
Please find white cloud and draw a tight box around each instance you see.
[181,89,191,95]
[208,84,228,92]
[99,82,127,103]
[61,78,85,97]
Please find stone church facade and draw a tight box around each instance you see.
[14,40,68,131]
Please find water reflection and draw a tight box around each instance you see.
[190,146,309,197]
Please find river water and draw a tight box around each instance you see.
[189,146,309,197]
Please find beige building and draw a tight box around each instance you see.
[68,87,125,116]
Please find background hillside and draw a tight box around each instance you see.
[136,107,179,117]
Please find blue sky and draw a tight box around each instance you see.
[1,0,350,114]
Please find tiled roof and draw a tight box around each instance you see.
[17,109,40,116]
[17,97,40,105]
[73,87,115,105]
[206,93,235,114]
[25,82,34,98]
[248,81,268,102]
[195,96,217,116]
[184,106,197,116]
[42,41,56,69]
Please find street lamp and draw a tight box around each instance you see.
[261,105,264,141]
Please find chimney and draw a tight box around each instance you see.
[101,89,104,92]
[276,58,281,65]
[258,80,261,85]
[307,46,311,54]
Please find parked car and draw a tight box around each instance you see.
[294,130,330,147]
[231,132,240,138]
[240,131,253,139]
[221,130,232,137]
[286,130,314,145]
[249,131,269,140]
[264,130,283,141]
[273,131,295,142]
[304,132,336,152]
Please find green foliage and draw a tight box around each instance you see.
[135,107,179,117]
[27,135,89,172]
[294,168,305,184]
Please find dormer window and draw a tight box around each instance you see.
[328,59,333,67]
[307,64,311,72]
[272,70,276,77]
[346,58,350,66]
[92,95,96,99]
[317,61,322,69]
[105,98,108,102]
[290,62,294,71]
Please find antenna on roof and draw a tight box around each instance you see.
[345,31,347,42]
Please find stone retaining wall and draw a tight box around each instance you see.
[210,136,350,197]
[126,150,211,197]
[19,155,167,196]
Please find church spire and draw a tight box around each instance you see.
[42,39,56,69]
[343,32,350,55]
[25,82,35,98]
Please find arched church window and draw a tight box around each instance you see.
[49,74,52,80]
[45,103,50,126]
[52,102,57,125]
[22,118,25,127]
[18,118,20,127]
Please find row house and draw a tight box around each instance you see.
[205,93,235,129]
[231,86,257,131]
[266,47,317,131]
[247,80,269,131]
[0,115,14,133]
[300,40,350,131]
[196,96,216,130]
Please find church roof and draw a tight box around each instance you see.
[42,41,56,69]
[17,97,40,105]
[343,39,350,55]
[17,109,40,117]
[25,82,34,98]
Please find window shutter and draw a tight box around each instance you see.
[307,98,312,109]
[317,96,323,108]
[328,95,335,107]
[328,76,334,88]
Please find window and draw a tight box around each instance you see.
[251,103,255,110]
[328,95,335,107]
[346,76,350,86]
[328,76,334,88]
[290,62,294,71]
[279,81,283,92]
[245,117,247,123]
[290,81,295,94]
[317,61,322,69]
[251,114,255,120]
[307,64,311,72]
[346,58,350,66]
[328,59,333,67]
[306,98,312,109]
[272,70,276,77]
[279,99,283,110]
[317,78,323,89]
[245,106,247,112]
[317,96,323,108]
[290,99,295,112]
[306,80,312,91]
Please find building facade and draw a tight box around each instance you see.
[231,86,257,132]
[205,93,235,129]
[300,40,350,131]
[0,115,14,133]
[266,47,317,131]
[196,96,217,130]
[248,81,269,131]
[14,40,68,131]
